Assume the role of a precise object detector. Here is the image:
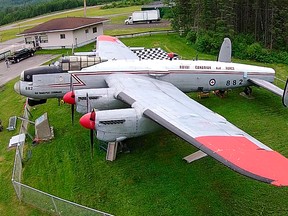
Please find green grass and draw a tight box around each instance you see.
[1,34,288,216]
[0,79,45,216]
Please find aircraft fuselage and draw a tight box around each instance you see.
[15,59,275,99]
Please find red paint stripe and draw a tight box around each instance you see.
[196,136,288,186]
[97,35,117,42]
[71,71,274,76]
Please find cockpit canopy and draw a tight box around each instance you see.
[58,55,102,71]
[20,55,104,82]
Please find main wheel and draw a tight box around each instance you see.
[16,58,20,63]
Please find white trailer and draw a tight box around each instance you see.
[125,10,161,25]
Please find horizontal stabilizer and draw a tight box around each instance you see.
[249,78,283,97]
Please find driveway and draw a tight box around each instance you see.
[0,54,54,86]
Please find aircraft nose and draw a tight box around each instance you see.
[79,113,95,130]
[63,91,75,104]
[14,81,20,94]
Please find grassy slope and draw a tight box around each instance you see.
[0,34,283,216]
[0,79,45,216]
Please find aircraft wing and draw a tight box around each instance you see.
[106,74,288,186]
[95,35,139,60]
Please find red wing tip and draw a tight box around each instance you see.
[271,180,288,187]
[98,35,117,42]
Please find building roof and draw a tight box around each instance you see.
[21,17,109,35]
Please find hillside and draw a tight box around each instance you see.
[1,0,50,10]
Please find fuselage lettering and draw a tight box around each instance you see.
[195,66,211,70]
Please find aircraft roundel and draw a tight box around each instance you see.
[209,79,216,86]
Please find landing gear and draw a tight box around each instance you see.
[244,86,252,96]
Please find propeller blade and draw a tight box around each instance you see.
[71,104,75,124]
[70,74,73,91]
[90,129,94,157]
[86,92,89,113]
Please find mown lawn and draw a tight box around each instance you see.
[1,34,288,216]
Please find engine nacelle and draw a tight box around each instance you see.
[96,108,162,142]
[75,88,127,113]
[80,108,162,142]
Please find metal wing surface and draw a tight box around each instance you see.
[96,35,139,60]
[106,74,288,186]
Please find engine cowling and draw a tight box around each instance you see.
[80,108,161,142]
[63,88,127,113]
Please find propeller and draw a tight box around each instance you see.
[63,74,76,124]
[80,109,96,157]
[63,90,76,124]
[89,109,96,157]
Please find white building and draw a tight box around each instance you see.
[20,17,109,49]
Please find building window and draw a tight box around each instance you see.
[25,37,33,44]
[40,35,48,43]
[60,34,66,39]
[85,29,89,34]
[93,27,97,33]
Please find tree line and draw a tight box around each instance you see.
[170,0,288,63]
[0,0,115,26]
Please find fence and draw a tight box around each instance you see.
[11,103,113,216]
[113,29,175,39]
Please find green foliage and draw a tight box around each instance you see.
[100,0,151,9]
[172,0,288,52]
[194,31,225,55]
[0,0,116,26]
[185,30,197,44]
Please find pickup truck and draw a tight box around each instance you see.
[7,48,36,63]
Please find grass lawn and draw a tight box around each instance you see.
[1,34,288,216]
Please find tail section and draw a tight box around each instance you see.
[218,38,232,63]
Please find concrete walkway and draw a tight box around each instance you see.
[0,54,54,86]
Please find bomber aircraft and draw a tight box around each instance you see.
[15,35,288,186]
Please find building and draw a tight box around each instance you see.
[19,17,109,49]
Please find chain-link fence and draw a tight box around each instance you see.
[11,103,113,216]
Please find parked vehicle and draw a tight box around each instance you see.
[124,10,161,25]
[7,48,36,63]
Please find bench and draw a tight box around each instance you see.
[7,116,17,131]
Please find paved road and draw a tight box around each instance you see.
[0,54,54,86]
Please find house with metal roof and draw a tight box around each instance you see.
[19,17,109,49]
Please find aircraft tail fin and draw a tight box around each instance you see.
[218,38,232,63]
[282,79,288,107]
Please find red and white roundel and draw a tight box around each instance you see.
[209,79,216,86]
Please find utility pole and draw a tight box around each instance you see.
[84,0,87,17]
